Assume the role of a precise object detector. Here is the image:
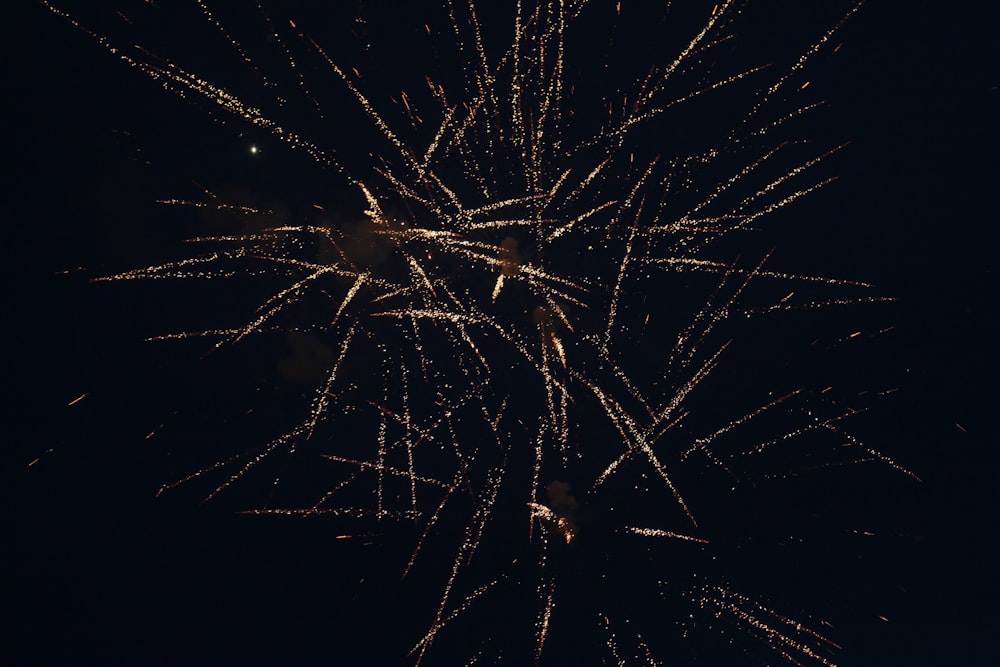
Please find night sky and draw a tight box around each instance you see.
[5,1,997,665]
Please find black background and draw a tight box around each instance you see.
[5,1,997,665]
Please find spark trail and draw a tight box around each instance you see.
[45,1,915,664]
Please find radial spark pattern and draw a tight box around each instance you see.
[47,1,914,664]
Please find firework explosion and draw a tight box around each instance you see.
[45,0,916,664]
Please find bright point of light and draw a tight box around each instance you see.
[249,145,259,155]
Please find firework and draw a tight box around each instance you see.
[45,1,915,664]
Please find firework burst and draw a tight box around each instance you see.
[45,0,916,664]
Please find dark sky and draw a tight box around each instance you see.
[5,1,997,665]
